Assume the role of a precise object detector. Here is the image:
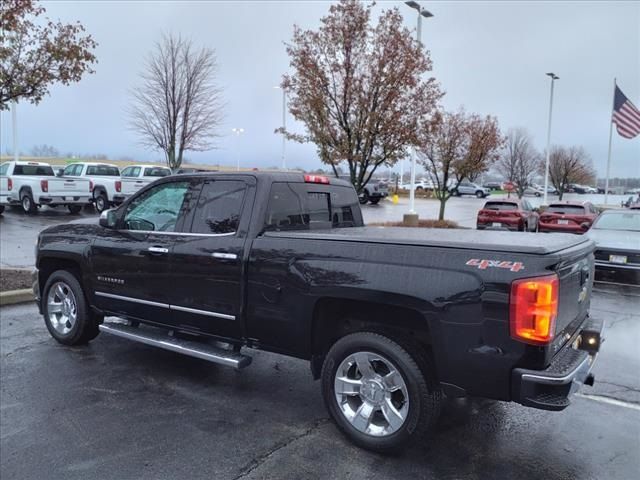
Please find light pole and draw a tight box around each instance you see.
[274,85,287,169]
[404,1,433,224]
[543,72,559,205]
[231,127,245,171]
[11,101,18,162]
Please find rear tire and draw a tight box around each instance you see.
[20,190,37,214]
[369,198,380,205]
[0,205,4,214]
[42,270,100,345]
[321,331,442,453]
[476,191,484,199]
[358,191,370,205]
[68,205,82,214]
[94,192,109,213]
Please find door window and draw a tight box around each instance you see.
[64,164,82,176]
[122,166,141,178]
[123,181,189,232]
[190,180,246,234]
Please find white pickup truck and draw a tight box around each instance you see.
[60,162,138,213]
[120,164,172,196]
[0,161,91,214]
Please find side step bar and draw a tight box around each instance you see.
[99,322,252,369]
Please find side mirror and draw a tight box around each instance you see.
[99,209,118,229]
[580,222,590,231]
[56,168,64,177]
[532,207,540,213]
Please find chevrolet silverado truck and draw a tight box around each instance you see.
[0,161,91,214]
[60,162,137,213]
[33,172,604,452]
[120,164,172,196]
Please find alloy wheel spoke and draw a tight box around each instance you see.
[335,376,362,396]
[351,401,375,432]
[353,352,375,379]
[48,303,63,314]
[55,284,66,300]
[382,398,405,432]
[382,369,403,392]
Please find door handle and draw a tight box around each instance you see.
[148,246,169,254]
[212,252,237,260]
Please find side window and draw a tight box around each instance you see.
[64,164,79,176]
[122,167,141,178]
[264,182,362,232]
[0,163,8,175]
[121,167,132,177]
[123,181,189,232]
[190,180,246,234]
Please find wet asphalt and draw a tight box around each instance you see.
[1,285,639,480]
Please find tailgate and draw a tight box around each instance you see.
[552,245,595,348]
[121,178,148,195]
[48,178,91,196]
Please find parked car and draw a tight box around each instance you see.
[451,181,490,198]
[569,184,591,194]
[538,201,599,234]
[358,179,389,204]
[60,162,137,213]
[482,181,503,191]
[587,209,639,284]
[33,171,603,452]
[622,195,640,208]
[120,165,172,196]
[399,180,434,191]
[0,161,91,214]
[476,199,539,231]
[522,185,544,197]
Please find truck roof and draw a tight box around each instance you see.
[5,160,52,166]
[178,171,353,188]
[68,162,118,167]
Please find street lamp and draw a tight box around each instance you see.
[231,127,245,171]
[542,72,559,205]
[403,1,433,224]
[274,85,287,170]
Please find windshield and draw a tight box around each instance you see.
[546,205,585,214]
[13,165,55,176]
[86,165,120,176]
[593,212,640,232]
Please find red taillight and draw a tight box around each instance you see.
[115,180,122,192]
[304,174,330,184]
[40,179,48,192]
[7,178,12,191]
[89,180,94,192]
[510,274,559,345]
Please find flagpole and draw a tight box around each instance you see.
[604,78,616,206]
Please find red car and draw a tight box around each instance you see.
[476,199,539,232]
[538,201,599,234]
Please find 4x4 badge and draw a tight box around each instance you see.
[466,259,525,273]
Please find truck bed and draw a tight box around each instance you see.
[265,226,592,255]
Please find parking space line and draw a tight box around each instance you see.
[576,393,640,411]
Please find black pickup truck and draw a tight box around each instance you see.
[34,172,604,452]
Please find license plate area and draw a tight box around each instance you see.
[558,219,569,225]
[492,222,501,227]
[609,254,627,264]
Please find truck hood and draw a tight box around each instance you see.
[267,226,592,255]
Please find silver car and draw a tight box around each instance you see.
[452,181,491,198]
[587,209,640,284]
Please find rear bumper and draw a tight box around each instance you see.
[538,223,584,234]
[511,316,604,411]
[477,221,521,231]
[37,195,92,205]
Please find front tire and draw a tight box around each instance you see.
[321,331,442,453]
[358,191,370,205]
[42,270,100,345]
[369,198,380,205]
[475,191,484,199]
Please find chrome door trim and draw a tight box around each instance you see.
[170,304,235,321]
[116,229,236,238]
[95,291,170,309]
[212,252,238,260]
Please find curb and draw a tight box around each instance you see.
[0,289,34,306]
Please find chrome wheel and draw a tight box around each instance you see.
[334,351,409,437]
[46,281,78,335]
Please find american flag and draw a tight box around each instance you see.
[612,85,640,139]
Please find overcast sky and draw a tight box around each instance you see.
[1,0,639,178]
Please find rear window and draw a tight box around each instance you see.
[547,205,585,214]
[144,167,171,177]
[265,182,363,231]
[483,202,518,211]
[13,165,54,176]
[86,165,120,176]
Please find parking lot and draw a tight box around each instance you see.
[1,192,639,479]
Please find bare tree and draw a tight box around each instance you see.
[129,33,223,170]
[281,0,442,193]
[418,109,502,220]
[30,144,59,157]
[497,128,539,198]
[1,0,97,110]
[544,146,596,200]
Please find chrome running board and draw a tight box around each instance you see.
[99,322,252,369]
